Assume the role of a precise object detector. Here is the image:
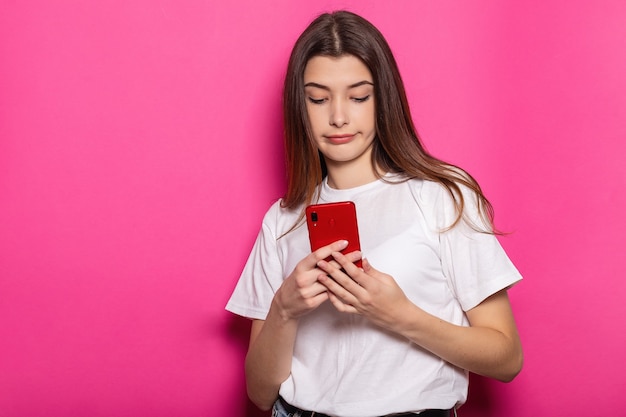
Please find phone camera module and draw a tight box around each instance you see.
[311,212,318,222]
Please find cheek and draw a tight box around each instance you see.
[357,104,376,129]
[306,108,326,133]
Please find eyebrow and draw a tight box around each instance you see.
[304,80,374,90]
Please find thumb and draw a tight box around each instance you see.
[362,257,374,273]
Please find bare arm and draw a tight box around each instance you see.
[244,240,351,410]
[317,252,523,382]
[245,315,297,410]
[393,288,523,381]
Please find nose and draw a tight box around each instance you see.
[329,99,349,127]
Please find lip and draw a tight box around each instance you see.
[325,134,355,145]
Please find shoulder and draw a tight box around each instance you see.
[261,199,285,223]
[260,198,305,237]
[399,176,450,210]
[402,172,489,232]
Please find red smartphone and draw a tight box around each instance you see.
[305,201,362,268]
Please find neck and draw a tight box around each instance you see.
[326,162,381,190]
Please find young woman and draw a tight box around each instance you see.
[226,10,523,417]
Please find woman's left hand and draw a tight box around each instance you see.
[317,251,524,383]
[316,251,411,331]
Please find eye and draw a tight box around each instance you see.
[307,97,327,105]
[352,95,371,103]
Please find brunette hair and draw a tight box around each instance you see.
[282,10,495,232]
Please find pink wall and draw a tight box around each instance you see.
[1,1,625,416]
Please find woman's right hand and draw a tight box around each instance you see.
[245,239,356,410]
[272,239,352,321]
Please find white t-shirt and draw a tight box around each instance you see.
[226,175,522,417]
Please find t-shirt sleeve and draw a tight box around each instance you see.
[432,183,522,311]
[225,204,284,320]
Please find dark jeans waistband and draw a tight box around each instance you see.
[278,396,454,417]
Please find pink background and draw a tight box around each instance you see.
[1,1,625,416]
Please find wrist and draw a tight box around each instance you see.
[269,296,300,324]
[389,301,427,339]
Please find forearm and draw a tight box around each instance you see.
[244,303,299,410]
[318,255,523,382]
[392,299,523,382]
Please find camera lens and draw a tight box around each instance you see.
[311,212,318,222]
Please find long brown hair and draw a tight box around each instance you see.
[282,10,496,233]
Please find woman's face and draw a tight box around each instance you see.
[303,54,376,179]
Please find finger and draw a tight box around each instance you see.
[307,280,331,297]
[320,250,361,276]
[316,259,358,291]
[359,258,386,283]
[308,289,330,306]
[327,291,359,314]
[318,270,363,305]
[293,282,329,303]
[309,240,349,266]
[316,259,354,287]
[362,257,372,272]
[329,251,368,286]
[341,250,364,268]
[326,259,343,270]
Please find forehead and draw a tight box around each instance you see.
[303,55,373,85]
